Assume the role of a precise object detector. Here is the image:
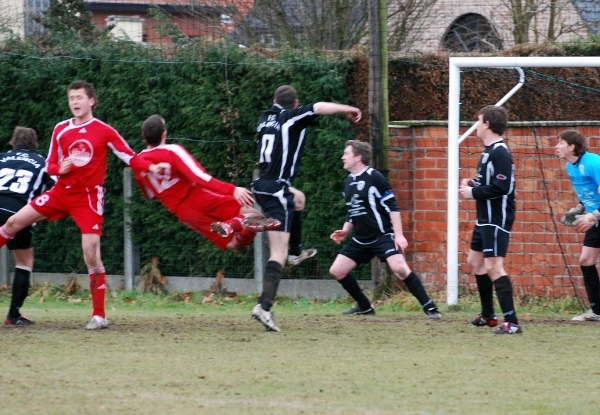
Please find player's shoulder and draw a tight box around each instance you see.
[289,103,316,116]
[364,167,385,179]
[145,144,189,158]
[491,139,511,151]
[489,140,513,158]
[583,151,600,162]
[53,118,72,132]
[22,149,46,162]
[161,143,189,155]
[580,152,600,169]
[89,118,120,133]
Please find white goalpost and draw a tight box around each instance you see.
[447,56,600,305]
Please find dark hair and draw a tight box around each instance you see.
[10,126,38,151]
[274,85,298,110]
[478,105,508,136]
[558,130,586,156]
[345,139,371,165]
[142,114,166,146]
[68,80,97,110]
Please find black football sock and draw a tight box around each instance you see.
[493,276,518,324]
[338,274,372,311]
[403,272,435,309]
[288,212,303,256]
[8,267,31,319]
[581,265,600,315]
[259,261,282,311]
[475,273,495,317]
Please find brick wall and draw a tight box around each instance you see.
[389,122,600,296]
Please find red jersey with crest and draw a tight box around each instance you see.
[134,144,235,213]
[47,118,151,188]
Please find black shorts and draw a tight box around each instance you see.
[470,225,510,258]
[0,209,34,250]
[339,234,401,265]
[251,179,295,232]
[583,222,600,248]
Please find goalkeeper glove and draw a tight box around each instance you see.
[573,210,600,228]
[561,204,585,226]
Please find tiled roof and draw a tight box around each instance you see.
[573,0,600,33]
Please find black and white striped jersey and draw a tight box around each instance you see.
[256,103,319,184]
[0,149,53,214]
[471,138,516,231]
[343,166,399,243]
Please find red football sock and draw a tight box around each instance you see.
[0,226,15,248]
[235,228,257,246]
[89,268,106,318]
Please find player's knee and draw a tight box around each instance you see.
[579,257,597,267]
[467,257,484,272]
[329,267,345,280]
[4,216,22,234]
[393,267,411,280]
[485,265,505,280]
[82,246,100,267]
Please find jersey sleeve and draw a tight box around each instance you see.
[587,158,600,189]
[170,145,235,195]
[46,126,62,176]
[286,104,319,129]
[106,128,153,171]
[472,147,513,200]
[372,170,399,213]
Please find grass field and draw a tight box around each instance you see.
[1,287,599,415]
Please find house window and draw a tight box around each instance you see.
[106,15,145,42]
[442,13,502,52]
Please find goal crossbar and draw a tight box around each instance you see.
[447,57,600,305]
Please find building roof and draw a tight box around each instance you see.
[573,0,600,33]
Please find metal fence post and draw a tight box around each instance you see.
[0,246,10,286]
[123,167,137,291]
[252,169,265,294]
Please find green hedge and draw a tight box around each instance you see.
[5,36,600,279]
[0,40,357,278]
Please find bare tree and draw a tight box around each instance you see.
[500,0,587,45]
[230,0,368,50]
[386,0,439,52]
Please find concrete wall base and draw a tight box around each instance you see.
[30,273,374,300]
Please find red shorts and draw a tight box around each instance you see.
[31,184,105,235]
[174,187,241,250]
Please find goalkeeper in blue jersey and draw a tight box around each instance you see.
[556,129,600,322]
[459,105,521,334]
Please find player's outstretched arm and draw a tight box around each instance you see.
[313,102,361,123]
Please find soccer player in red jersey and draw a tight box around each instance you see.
[133,114,280,253]
[0,80,168,330]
